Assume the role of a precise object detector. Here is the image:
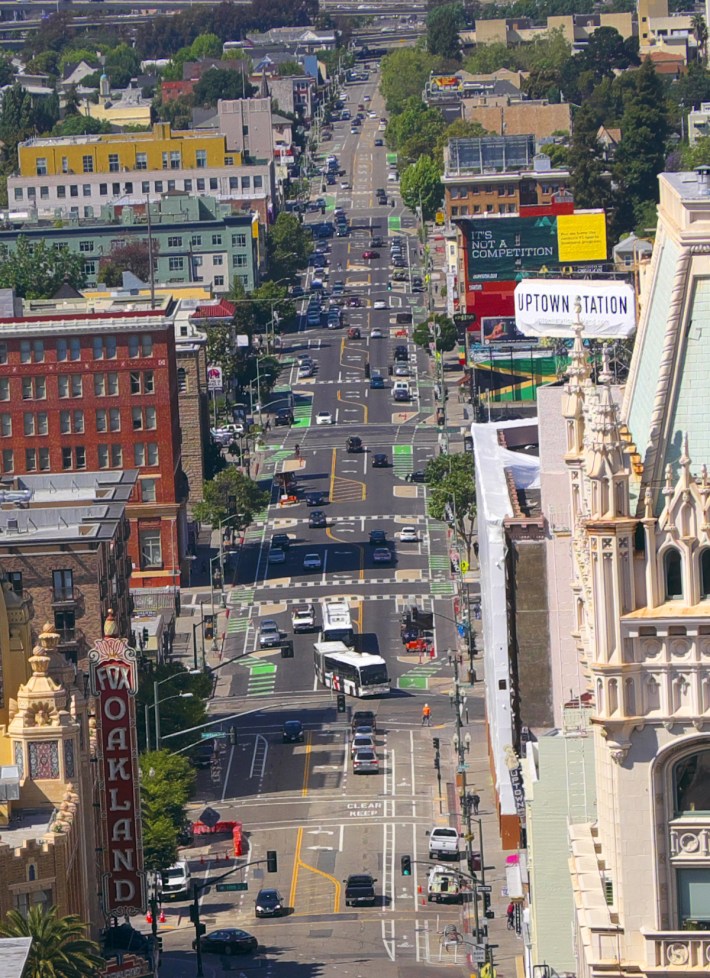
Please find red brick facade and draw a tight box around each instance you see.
[0,309,188,587]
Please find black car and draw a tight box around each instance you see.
[369,529,387,545]
[406,470,427,483]
[394,349,409,362]
[352,710,377,733]
[275,409,294,427]
[282,720,304,743]
[271,533,291,550]
[371,236,384,247]
[306,491,326,507]
[189,741,215,769]
[255,888,286,918]
[193,929,258,956]
[372,453,388,467]
[344,874,377,907]
[309,510,327,528]
[290,285,305,298]
[346,436,363,453]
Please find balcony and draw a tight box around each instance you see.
[643,930,710,973]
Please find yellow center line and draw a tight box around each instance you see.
[327,525,365,580]
[301,730,312,796]
[288,826,342,916]
[337,389,369,426]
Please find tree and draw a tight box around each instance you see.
[278,60,305,76]
[463,42,521,75]
[380,49,442,114]
[693,13,708,64]
[400,155,444,220]
[206,322,242,381]
[0,238,86,299]
[614,58,670,223]
[680,135,710,168]
[189,31,223,59]
[139,747,197,870]
[103,43,142,89]
[0,906,103,978]
[267,211,311,280]
[568,105,614,211]
[674,61,710,112]
[413,314,457,352]
[425,453,477,560]
[99,239,154,286]
[193,467,269,528]
[193,68,254,106]
[386,100,447,167]
[427,3,464,60]
[142,813,179,872]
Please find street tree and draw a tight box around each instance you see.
[205,322,242,382]
[400,155,444,220]
[99,239,154,286]
[139,747,196,827]
[568,104,614,212]
[0,238,86,299]
[142,814,179,872]
[426,3,464,60]
[380,49,442,114]
[193,68,254,106]
[413,314,458,353]
[136,663,211,753]
[386,100,447,167]
[267,211,311,281]
[425,453,477,560]
[194,467,269,528]
[693,13,708,64]
[0,906,103,978]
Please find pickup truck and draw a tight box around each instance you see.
[343,874,377,907]
[291,604,316,632]
[427,826,462,860]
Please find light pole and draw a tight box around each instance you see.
[218,513,242,593]
[153,675,196,751]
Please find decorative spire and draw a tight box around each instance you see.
[679,433,692,490]
[103,608,118,638]
[29,622,60,678]
[566,321,591,393]
[644,486,654,519]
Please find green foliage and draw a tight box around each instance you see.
[680,136,710,168]
[137,663,211,754]
[385,99,447,167]
[433,118,489,168]
[425,452,477,558]
[52,115,112,137]
[193,68,255,106]
[400,156,444,221]
[413,322,432,349]
[139,747,197,870]
[99,239,153,286]
[673,62,710,111]
[278,60,305,77]
[58,47,101,71]
[193,467,269,528]
[267,211,311,280]
[380,48,443,114]
[0,238,86,299]
[206,323,242,381]
[0,906,103,978]
[142,814,179,872]
[189,32,223,59]
[155,92,194,130]
[568,105,614,211]
[103,43,142,89]
[427,3,464,60]
[0,85,60,165]
[614,58,670,224]
[26,50,60,77]
[543,141,570,168]
[463,42,523,74]
[414,314,457,352]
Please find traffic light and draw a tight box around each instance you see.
[267,850,278,873]
[229,725,237,746]
[336,693,346,713]
[204,615,214,641]
[432,738,440,751]
[387,281,392,291]
[401,855,412,876]
[142,627,149,645]
[434,754,440,770]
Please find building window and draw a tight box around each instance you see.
[57,187,66,199]
[64,741,75,779]
[29,741,60,779]
[0,378,7,401]
[177,367,187,393]
[95,410,107,433]
[142,181,150,194]
[73,410,84,433]
[109,407,120,431]
[144,370,155,393]
[132,407,143,430]
[2,448,13,472]
[97,444,109,468]
[75,446,86,469]
[191,234,202,246]
[196,150,207,168]
[82,184,91,197]
[40,186,49,199]
[169,257,184,271]
[52,568,73,602]
[665,548,683,600]
[214,255,223,266]
[111,444,122,467]
[155,181,163,193]
[14,188,22,201]
[196,178,205,191]
[161,151,168,170]
[145,405,156,429]
[62,410,74,434]
[57,337,81,362]
[108,154,120,173]
[233,233,247,248]
[80,240,94,253]
[82,155,94,173]
[25,448,37,471]
[62,447,72,470]
[139,529,162,568]
[94,374,106,397]
[69,375,81,398]
[136,152,147,170]
[170,151,181,169]
[229,176,238,190]
[130,371,141,394]
[134,442,145,466]
[93,336,104,359]
[23,413,34,436]
[128,334,152,358]
[107,372,119,396]
[242,177,251,190]
[0,414,11,437]
[209,178,218,191]
[212,234,222,246]
[167,235,182,248]
[167,180,176,191]
[214,275,224,286]
[234,254,247,267]
[147,442,158,465]
[141,478,157,502]
[184,179,193,192]
[58,377,69,399]
[38,447,49,471]
[70,185,78,198]
[36,158,47,176]
[254,175,263,189]
[225,156,234,166]
[100,183,108,196]
[20,340,31,363]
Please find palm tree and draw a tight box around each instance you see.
[0,905,104,978]
[692,13,708,65]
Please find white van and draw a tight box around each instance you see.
[161,861,191,899]
[393,380,410,395]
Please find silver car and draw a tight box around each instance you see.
[351,734,375,758]
[353,749,380,774]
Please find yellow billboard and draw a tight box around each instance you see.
[556,212,607,262]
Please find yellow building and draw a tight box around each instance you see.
[83,100,152,130]
[18,122,243,178]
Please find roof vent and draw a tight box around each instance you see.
[696,165,710,191]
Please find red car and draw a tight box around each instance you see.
[362,250,380,260]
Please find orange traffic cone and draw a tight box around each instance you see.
[146,910,152,924]
[159,909,166,924]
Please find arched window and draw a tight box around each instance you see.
[674,749,710,814]
[177,368,187,394]
[27,864,36,882]
[701,550,710,598]
[665,548,683,600]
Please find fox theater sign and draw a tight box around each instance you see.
[90,631,146,917]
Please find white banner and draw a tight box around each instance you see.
[207,365,223,392]
[514,279,635,338]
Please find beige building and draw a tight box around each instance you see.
[463,12,633,48]
[463,100,571,140]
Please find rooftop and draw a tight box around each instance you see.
[0,937,32,978]
[7,470,137,506]
[0,808,56,851]
[0,293,174,334]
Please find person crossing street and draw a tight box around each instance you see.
[421,703,431,726]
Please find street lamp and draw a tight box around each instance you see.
[154,691,193,751]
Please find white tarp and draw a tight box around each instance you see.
[514,279,636,338]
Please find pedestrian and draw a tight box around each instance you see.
[471,792,480,815]
[507,902,515,930]
[421,703,431,726]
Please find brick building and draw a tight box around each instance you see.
[0,471,135,663]
[0,297,189,588]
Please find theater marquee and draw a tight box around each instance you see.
[89,637,146,918]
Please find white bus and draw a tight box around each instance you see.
[321,600,354,646]
[313,642,390,698]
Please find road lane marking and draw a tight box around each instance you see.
[289,825,342,916]
[301,730,312,797]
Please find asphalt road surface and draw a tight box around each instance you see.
[163,72,474,978]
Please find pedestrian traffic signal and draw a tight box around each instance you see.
[336,693,346,713]
[267,850,278,873]
[229,725,237,746]
[401,855,412,876]
[432,737,440,751]
[204,616,214,641]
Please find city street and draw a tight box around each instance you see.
[159,72,500,978]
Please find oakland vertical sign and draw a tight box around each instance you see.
[89,636,146,917]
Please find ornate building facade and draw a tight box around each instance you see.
[561,163,710,978]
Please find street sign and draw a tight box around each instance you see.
[472,949,487,963]
[201,732,228,740]
[477,884,492,893]
[216,882,248,892]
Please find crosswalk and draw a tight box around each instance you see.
[398,660,443,690]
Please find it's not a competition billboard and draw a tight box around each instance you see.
[463,213,607,281]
